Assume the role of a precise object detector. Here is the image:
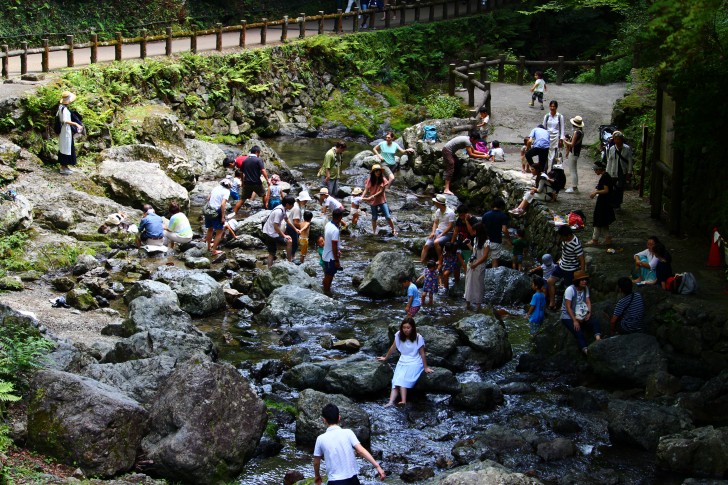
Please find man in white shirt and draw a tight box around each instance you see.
[313,403,386,485]
[420,194,455,264]
[262,196,298,268]
[323,208,345,295]
[318,187,344,216]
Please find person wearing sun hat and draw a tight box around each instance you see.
[361,164,397,236]
[560,269,602,355]
[563,115,585,193]
[586,161,616,246]
[57,91,83,175]
[420,194,455,263]
[349,186,364,228]
[287,190,312,258]
[317,187,344,216]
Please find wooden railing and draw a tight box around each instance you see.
[0,0,520,79]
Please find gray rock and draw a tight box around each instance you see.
[646,371,681,399]
[155,270,225,317]
[429,459,543,484]
[27,370,148,477]
[140,113,186,147]
[414,367,461,394]
[295,389,371,448]
[125,296,196,335]
[103,328,215,363]
[51,276,75,292]
[252,261,321,295]
[82,356,178,405]
[607,399,693,451]
[500,382,536,394]
[44,340,98,373]
[184,256,211,269]
[72,254,101,276]
[0,193,32,235]
[184,139,227,180]
[230,248,258,269]
[453,313,512,369]
[282,363,327,391]
[100,144,195,189]
[66,287,99,311]
[357,251,416,298]
[324,360,393,397]
[588,334,668,387]
[124,280,178,304]
[656,426,728,478]
[482,267,533,305]
[257,285,341,326]
[141,357,267,484]
[536,437,577,461]
[416,325,460,360]
[452,381,504,411]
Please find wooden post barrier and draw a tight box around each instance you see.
[448,63,456,96]
[282,16,288,42]
[484,81,492,115]
[466,0,472,15]
[336,9,343,33]
[595,54,602,85]
[467,72,475,107]
[216,23,223,51]
[385,7,391,28]
[261,19,268,45]
[639,125,648,198]
[66,35,74,68]
[480,57,487,82]
[369,9,376,29]
[454,0,460,18]
[318,12,325,35]
[299,14,306,39]
[20,42,28,75]
[115,32,122,61]
[240,21,247,47]
[415,1,421,22]
[191,26,198,53]
[353,8,359,32]
[140,29,147,59]
[429,3,435,21]
[166,27,173,56]
[42,39,50,72]
[1,45,7,79]
[517,56,526,85]
[90,33,97,64]
[498,53,506,82]
[442,0,448,20]
[556,55,565,85]
[400,5,406,26]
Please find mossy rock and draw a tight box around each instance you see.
[66,287,99,311]
[0,275,23,291]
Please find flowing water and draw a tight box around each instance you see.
[188,138,672,484]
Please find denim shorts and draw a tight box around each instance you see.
[371,203,392,221]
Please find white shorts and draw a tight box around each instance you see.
[488,241,504,260]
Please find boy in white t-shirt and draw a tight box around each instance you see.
[488,140,506,163]
[529,71,547,110]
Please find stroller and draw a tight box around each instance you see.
[598,124,619,165]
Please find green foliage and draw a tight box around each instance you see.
[0,233,33,273]
[0,324,54,392]
[35,242,96,271]
[0,381,20,403]
[422,94,468,119]
[574,56,632,84]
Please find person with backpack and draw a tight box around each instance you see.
[543,100,566,167]
[525,124,550,173]
[586,162,615,246]
[605,131,633,209]
[563,115,584,193]
[56,91,83,175]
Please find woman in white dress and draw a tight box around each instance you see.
[376,317,433,406]
[57,91,82,175]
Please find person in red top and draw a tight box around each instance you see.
[362,164,397,237]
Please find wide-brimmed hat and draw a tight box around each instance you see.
[296,190,312,202]
[573,270,590,282]
[432,194,447,205]
[60,91,76,104]
[570,116,584,128]
[371,164,382,172]
[318,187,329,196]
[611,130,624,139]
[270,174,280,184]
[220,178,232,188]
[105,213,124,226]
[351,187,363,196]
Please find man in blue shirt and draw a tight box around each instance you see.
[137,204,165,247]
[526,124,551,172]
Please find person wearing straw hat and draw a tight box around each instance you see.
[362,164,397,236]
[561,269,601,355]
[349,187,364,228]
[57,91,83,175]
[563,115,585,193]
[287,190,312,259]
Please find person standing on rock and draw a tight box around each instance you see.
[420,194,455,264]
[322,208,344,295]
[318,141,347,197]
[232,146,269,216]
[543,100,565,167]
[57,91,83,175]
[287,190,312,260]
[205,179,231,256]
[262,196,299,268]
[136,204,164,248]
[441,131,488,195]
[605,131,633,209]
[563,116,584,193]
[361,164,397,236]
[478,197,511,269]
[465,221,488,311]
[313,403,386,485]
[547,225,585,311]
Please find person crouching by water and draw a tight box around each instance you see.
[561,270,602,355]
[376,316,433,407]
[261,195,299,268]
[204,178,231,257]
[313,403,386,485]
[136,205,164,248]
[163,201,193,249]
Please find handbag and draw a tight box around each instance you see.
[202,202,219,219]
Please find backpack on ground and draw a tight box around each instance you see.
[423,125,438,143]
[568,210,586,229]
[474,140,488,153]
[548,165,566,193]
[673,272,697,295]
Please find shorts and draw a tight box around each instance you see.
[323,259,340,276]
[488,241,504,260]
[328,476,361,485]
[442,148,456,181]
[229,190,240,201]
[204,207,224,231]
[241,184,265,199]
[141,237,165,246]
[513,254,524,263]
[262,233,286,255]
[551,265,576,287]
[299,237,309,256]
[371,203,392,221]
[268,197,281,209]
[407,305,421,316]
[532,91,544,103]
[425,230,452,247]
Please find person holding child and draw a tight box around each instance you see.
[399,274,421,316]
[561,270,602,355]
[376,317,433,407]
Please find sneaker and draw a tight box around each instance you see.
[59,168,72,175]
[564,188,574,194]
[528,102,534,107]
[540,105,545,110]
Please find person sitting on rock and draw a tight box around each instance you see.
[136,205,164,248]
[610,277,645,335]
[561,270,602,355]
[163,201,193,249]
[508,165,556,216]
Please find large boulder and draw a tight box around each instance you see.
[252,261,322,295]
[0,193,32,235]
[237,139,294,182]
[102,328,216,363]
[184,139,227,179]
[99,144,195,190]
[93,159,189,213]
[323,359,393,397]
[452,381,504,411]
[82,356,178,405]
[482,267,533,305]
[256,285,341,326]
[417,325,460,361]
[656,426,728,478]
[414,367,461,394]
[588,334,668,387]
[295,389,371,448]
[429,459,543,485]
[152,268,225,317]
[141,357,267,484]
[27,370,148,477]
[282,363,328,391]
[453,313,512,369]
[607,399,693,451]
[125,296,196,335]
[357,251,416,298]
[124,280,178,304]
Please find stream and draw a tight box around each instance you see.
[187,138,670,485]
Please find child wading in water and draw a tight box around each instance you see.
[298,211,313,264]
[529,71,547,110]
[526,276,546,335]
[399,274,421,316]
[266,174,284,209]
[512,228,528,271]
[417,260,439,306]
[350,187,363,228]
[439,242,466,291]
[316,235,325,269]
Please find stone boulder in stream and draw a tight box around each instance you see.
[357,251,416,298]
[587,333,668,387]
[452,381,504,411]
[257,285,340,326]
[323,358,393,397]
[27,370,148,477]
[152,267,225,316]
[93,159,189,213]
[252,261,321,295]
[82,355,178,405]
[607,399,693,451]
[295,389,371,448]
[103,328,216,363]
[431,459,544,485]
[141,357,267,484]
[482,267,533,305]
[656,425,728,478]
[124,295,196,335]
[453,313,512,369]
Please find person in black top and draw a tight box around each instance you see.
[233,146,270,216]
[586,162,615,246]
[476,198,510,268]
[451,204,478,265]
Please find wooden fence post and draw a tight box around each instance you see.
[42,39,50,71]
[484,81,491,115]
[20,42,28,75]
[240,21,247,47]
[477,0,483,13]
[498,53,506,82]
[466,0,472,15]
[454,0,460,18]
[318,12,325,35]
[353,8,359,32]
[595,54,602,85]
[480,57,487,82]
[369,9,376,28]
[282,16,289,42]
[140,29,147,59]
[336,9,343,33]
[66,35,74,68]
[216,23,223,51]
[1,45,7,79]
[90,33,97,64]
[467,72,475,107]
[114,33,122,61]
[556,55,565,85]
[261,19,268,45]
[166,27,173,56]
[429,3,435,21]
[415,1,421,22]
[517,55,525,85]
[400,6,406,26]
[442,0,448,20]
[448,63,456,96]
[299,14,306,39]
[384,7,391,28]
[191,26,198,53]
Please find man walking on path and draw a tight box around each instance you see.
[319,141,347,197]
[323,208,345,295]
[233,145,269,216]
[313,403,386,485]
[605,131,633,209]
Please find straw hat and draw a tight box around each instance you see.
[60,91,76,104]
[351,187,363,196]
[318,187,329,196]
[570,116,584,128]
[432,194,447,205]
[371,164,382,172]
[573,270,590,282]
